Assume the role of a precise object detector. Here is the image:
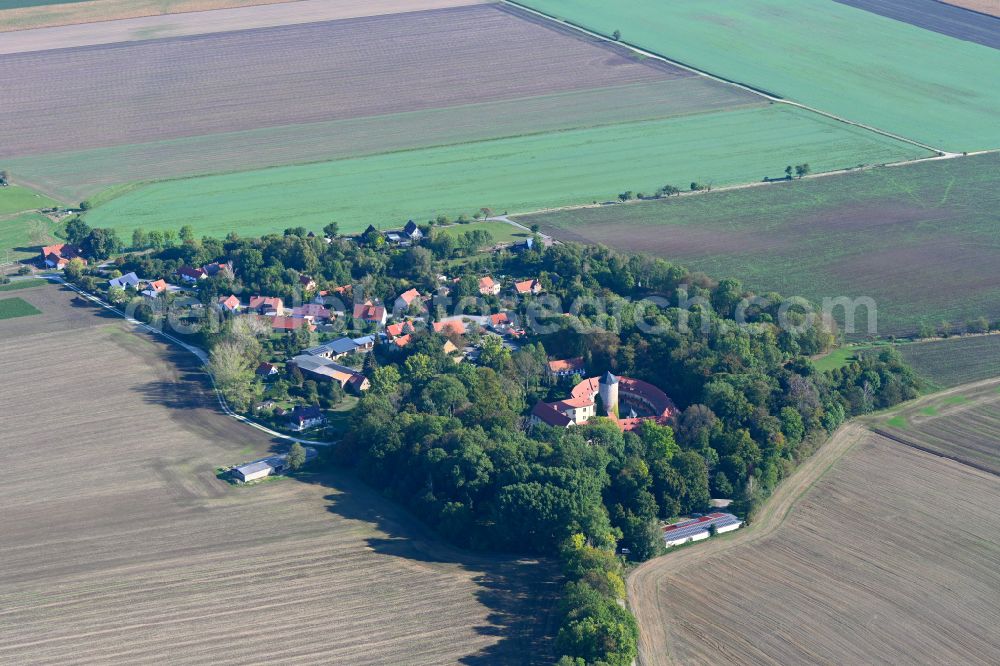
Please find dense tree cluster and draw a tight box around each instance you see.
[86,225,921,665]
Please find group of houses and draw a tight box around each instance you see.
[530,369,676,433]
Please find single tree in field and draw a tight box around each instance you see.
[795,163,811,178]
[323,221,339,239]
[612,29,621,41]
[530,223,540,234]
[784,165,793,179]
[0,170,9,186]
[286,443,307,471]
[480,207,493,219]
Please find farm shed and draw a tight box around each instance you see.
[233,458,284,483]
[663,512,743,547]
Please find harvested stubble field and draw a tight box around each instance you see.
[525,153,1000,336]
[0,284,553,664]
[0,0,299,31]
[0,4,683,158]
[0,0,488,48]
[876,378,1000,474]
[629,429,1000,665]
[896,335,1000,389]
[943,0,1000,17]
[518,0,1000,151]
[833,0,1000,49]
[7,78,761,202]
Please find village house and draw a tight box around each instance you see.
[386,320,414,340]
[287,405,325,432]
[394,288,423,315]
[392,334,413,349]
[353,301,387,325]
[478,276,501,296]
[40,243,83,269]
[290,355,371,392]
[298,274,317,292]
[108,272,141,290]
[249,296,284,315]
[488,311,515,333]
[513,278,543,296]
[140,279,180,299]
[402,220,423,241]
[291,303,332,322]
[547,357,586,377]
[201,261,233,279]
[217,294,241,313]
[433,319,467,336]
[176,266,207,283]
[255,362,279,377]
[271,316,313,333]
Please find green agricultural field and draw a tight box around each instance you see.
[4,79,762,203]
[517,0,1000,151]
[0,185,58,215]
[523,153,1000,336]
[0,280,44,293]
[0,211,57,262]
[0,296,41,320]
[898,335,1000,389]
[83,104,924,239]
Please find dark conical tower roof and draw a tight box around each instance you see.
[600,371,618,385]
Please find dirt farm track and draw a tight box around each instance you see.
[628,419,1000,665]
[0,284,554,664]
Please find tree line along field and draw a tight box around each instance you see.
[0,284,554,664]
[516,0,1000,152]
[630,429,1000,665]
[80,104,926,239]
[522,153,1000,336]
[876,378,1000,474]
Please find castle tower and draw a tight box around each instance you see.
[598,371,619,416]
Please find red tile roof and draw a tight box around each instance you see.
[532,402,573,427]
[433,320,466,336]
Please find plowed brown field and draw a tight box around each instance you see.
[0,284,553,664]
[628,422,1000,665]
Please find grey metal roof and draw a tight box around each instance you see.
[234,460,275,476]
[303,337,359,356]
[108,272,140,288]
[663,513,741,543]
[352,335,375,345]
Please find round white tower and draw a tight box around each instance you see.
[598,371,619,416]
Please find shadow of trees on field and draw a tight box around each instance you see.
[115,300,559,663]
[294,470,560,665]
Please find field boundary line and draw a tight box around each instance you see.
[501,0,955,157]
[870,427,999,477]
[16,275,334,447]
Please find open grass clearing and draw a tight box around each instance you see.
[0,296,40,319]
[629,427,1000,664]
[517,0,1000,151]
[6,78,762,202]
[82,104,925,239]
[0,284,554,664]
[435,221,530,246]
[525,153,1000,336]
[0,185,58,215]
[875,378,1000,473]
